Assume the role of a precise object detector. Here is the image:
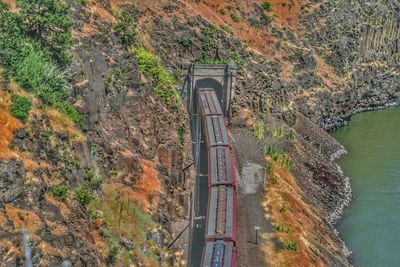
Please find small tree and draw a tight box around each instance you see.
[52,184,68,201]
[114,10,137,48]
[75,185,92,205]
[17,0,74,64]
[262,2,272,12]
[11,94,31,122]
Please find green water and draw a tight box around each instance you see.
[331,107,400,267]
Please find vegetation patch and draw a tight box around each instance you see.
[0,2,82,127]
[133,47,181,109]
[221,25,234,35]
[52,184,68,201]
[178,38,193,48]
[10,94,31,122]
[287,130,295,141]
[17,0,73,65]
[275,224,290,233]
[271,127,284,139]
[198,25,244,67]
[262,1,272,12]
[92,186,167,265]
[267,146,292,171]
[114,10,137,48]
[286,240,298,252]
[252,120,265,140]
[231,13,240,23]
[177,126,185,145]
[75,185,93,205]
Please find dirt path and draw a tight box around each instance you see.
[231,128,273,267]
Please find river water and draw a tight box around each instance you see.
[331,107,400,267]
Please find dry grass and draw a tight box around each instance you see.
[110,159,163,212]
[46,108,86,143]
[91,228,109,260]
[263,159,333,267]
[100,185,163,266]
[3,205,41,239]
[237,108,255,128]
[0,88,21,160]
[2,0,18,12]
[268,0,307,32]
[45,193,72,219]
[40,241,64,263]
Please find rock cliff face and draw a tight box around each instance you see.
[0,0,399,266]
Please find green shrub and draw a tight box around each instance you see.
[267,164,273,173]
[271,127,284,139]
[17,0,74,65]
[11,94,31,122]
[56,102,83,128]
[198,26,244,67]
[178,38,193,48]
[262,2,272,12]
[275,224,289,233]
[64,155,80,168]
[75,185,92,205]
[231,13,240,23]
[218,8,226,15]
[177,126,185,145]
[287,130,295,141]
[90,175,104,190]
[279,205,287,213]
[100,226,113,238]
[252,121,265,140]
[261,13,271,25]
[286,240,298,251]
[107,239,120,265]
[85,170,96,182]
[40,131,51,139]
[133,48,181,109]
[114,10,137,48]
[52,184,68,201]
[267,146,292,171]
[221,25,234,35]
[0,4,82,128]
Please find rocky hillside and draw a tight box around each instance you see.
[0,0,399,266]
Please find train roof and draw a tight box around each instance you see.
[206,186,236,241]
[202,240,235,267]
[204,116,230,147]
[198,89,223,117]
[209,147,235,187]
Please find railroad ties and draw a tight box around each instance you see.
[197,88,237,267]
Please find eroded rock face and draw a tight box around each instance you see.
[0,161,25,204]
[1,0,398,265]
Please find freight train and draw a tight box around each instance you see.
[197,88,237,267]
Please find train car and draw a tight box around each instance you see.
[198,88,223,117]
[203,115,230,148]
[208,146,236,188]
[205,186,237,242]
[201,240,236,267]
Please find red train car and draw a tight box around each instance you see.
[205,186,237,242]
[198,88,224,117]
[201,240,236,267]
[208,146,236,188]
[203,115,230,148]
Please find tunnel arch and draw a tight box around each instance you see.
[195,78,224,106]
